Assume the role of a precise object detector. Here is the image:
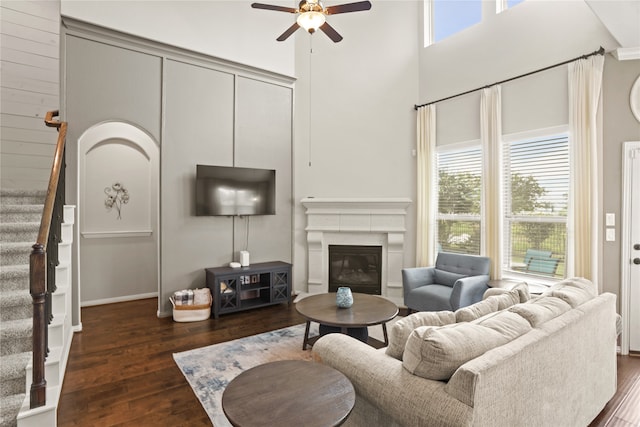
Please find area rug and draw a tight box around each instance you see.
[173,323,317,426]
[173,319,401,426]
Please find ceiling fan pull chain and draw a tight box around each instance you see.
[308,36,313,167]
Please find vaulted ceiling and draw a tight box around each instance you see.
[586,0,640,59]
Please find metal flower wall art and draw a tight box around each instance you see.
[104,182,130,219]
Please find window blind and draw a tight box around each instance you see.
[436,146,482,255]
[504,134,568,277]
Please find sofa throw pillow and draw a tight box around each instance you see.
[509,296,571,327]
[433,269,466,287]
[455,297,499,323]
[403,311,532,381]
[385,311,456,360]
[486,289,521,310]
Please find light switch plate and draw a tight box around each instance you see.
[606,228,615,242]
[606,213,615,226]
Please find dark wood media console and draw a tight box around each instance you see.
[205,261,292,318]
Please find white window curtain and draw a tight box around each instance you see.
[567,55,604,283]
[416,105,437,267]
[481,85,503,279]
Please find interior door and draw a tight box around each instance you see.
[623,141,640,353]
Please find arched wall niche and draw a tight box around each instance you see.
[78,121,160,305]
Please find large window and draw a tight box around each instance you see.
[503,133,569,279]
[436,145,482,255]
[425,0,526,46]
[432,0,482,43]
[436,131,569,280]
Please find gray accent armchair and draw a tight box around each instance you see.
[403,252,490,312]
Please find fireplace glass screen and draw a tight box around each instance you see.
[328,245,382,295]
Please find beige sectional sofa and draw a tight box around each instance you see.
[313,278,617,427]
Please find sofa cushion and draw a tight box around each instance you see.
[511,282,531,302]
[403,311,532,381]
[563,277,598,297]
[551,287,593,308]
[385,311,456,360]
[455,297,499,323]
[543,278,596,308]
[509,296,572,327]
[486,289,521,310]
[484,281,531,303]
[433,269,466,287]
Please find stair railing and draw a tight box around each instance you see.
[29,110,67,409]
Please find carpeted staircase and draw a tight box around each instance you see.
[0,189,44,427]
[0,189,75,427]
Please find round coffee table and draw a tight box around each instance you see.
[222,360,355,427]
[296,292,399,350]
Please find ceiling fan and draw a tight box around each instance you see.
[251,0,372,43]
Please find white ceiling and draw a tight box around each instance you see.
[586,0,640,59]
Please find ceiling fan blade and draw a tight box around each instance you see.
[320,22,343,43]
[325,1,371,15]
[277,23,301,41]
[251,3,297,13]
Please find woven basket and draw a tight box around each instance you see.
[170,292,212,322]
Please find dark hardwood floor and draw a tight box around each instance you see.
[58,298,640,426]
[58,298,305,426]
[589,353,640,427]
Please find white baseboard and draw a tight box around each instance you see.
[81,292,158,307]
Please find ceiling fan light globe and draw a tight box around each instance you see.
[296,11,326,33]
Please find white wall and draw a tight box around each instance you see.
[60,0,295,77]
[419,0,618,104]
[602,56,640,303]
[1,1,60,190]
[436,64,569,147]
[292,0,420,293]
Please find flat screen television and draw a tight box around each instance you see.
[195,164,276,216]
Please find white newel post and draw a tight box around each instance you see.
[301,198,412,306]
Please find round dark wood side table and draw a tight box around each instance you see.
[222,360,355,427]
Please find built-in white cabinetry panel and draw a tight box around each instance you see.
[234,77,293,266]
[162,60,235,314]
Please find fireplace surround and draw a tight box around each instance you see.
[301,198,411,305]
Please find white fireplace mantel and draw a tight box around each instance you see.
[301,198,412,305]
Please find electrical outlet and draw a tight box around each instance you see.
[606,228,615,242]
